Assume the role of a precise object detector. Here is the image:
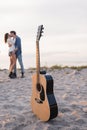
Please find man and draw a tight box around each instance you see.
[10,31,25,78]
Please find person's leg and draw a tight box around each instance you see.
[12,53,16,70]
[9,56,13,72]
[17,54,25,77]
[13,64,17,77]
[9,56,14,78]
[13,55,17,77]
[9,54,16,78]
[9,56,13,74]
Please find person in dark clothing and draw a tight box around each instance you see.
[10,31,25,78]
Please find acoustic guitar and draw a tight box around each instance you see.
[31,25,58,121]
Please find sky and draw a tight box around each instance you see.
[0,0,87,69]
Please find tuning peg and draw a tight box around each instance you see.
[41,25,44,29]
[40,25,44,35]
[36,25,44,41]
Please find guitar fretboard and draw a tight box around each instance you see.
[36,40,40,84]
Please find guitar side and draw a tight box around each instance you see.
[31,73,58,121]
[45,75,58,120]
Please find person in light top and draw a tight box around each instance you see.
[10,31,25,78]
[4,33,16,78]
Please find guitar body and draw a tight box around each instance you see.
[31,73,58,121]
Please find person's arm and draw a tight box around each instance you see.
[14,47,18,52]
[14,37,20,52]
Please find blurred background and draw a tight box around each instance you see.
[0,0,87,69]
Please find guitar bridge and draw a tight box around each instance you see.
[35,98,43,104]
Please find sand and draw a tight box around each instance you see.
[0,68,87,130]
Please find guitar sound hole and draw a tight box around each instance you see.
[37,83,41,92]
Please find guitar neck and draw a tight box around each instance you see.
[36,40,40,84]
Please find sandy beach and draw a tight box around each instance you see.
[0,68,87,130]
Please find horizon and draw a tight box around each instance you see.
[0,0,87,69]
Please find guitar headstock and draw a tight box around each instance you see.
[36,25,44,42]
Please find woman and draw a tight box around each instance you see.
[4,33,16,78]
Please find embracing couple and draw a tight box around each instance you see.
[4,31,25,78]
